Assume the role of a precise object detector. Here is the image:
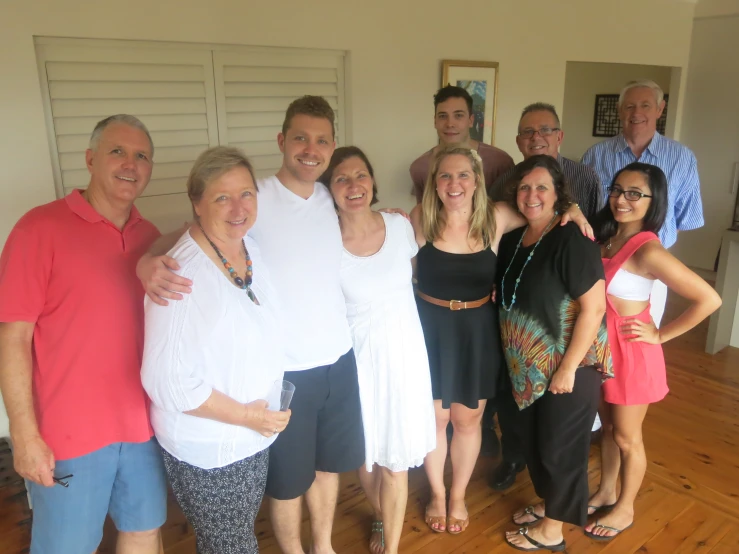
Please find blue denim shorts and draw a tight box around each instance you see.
[28,438,167,554]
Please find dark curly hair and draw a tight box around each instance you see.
[504,155,572,215]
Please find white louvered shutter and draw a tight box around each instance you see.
[213,49,346,178]
[35,40,220,232]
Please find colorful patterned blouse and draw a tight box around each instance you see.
[497,222,613,409]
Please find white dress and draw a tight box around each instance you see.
[340,212,436,472]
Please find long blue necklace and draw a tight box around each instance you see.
[500,214,558,312]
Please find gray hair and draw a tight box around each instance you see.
[519,102,561,129]
[89,114,154,157]
[618,80,664,107]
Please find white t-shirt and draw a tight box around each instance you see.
[141,231,284,469]
[248,175,352,370]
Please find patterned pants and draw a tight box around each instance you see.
[162,448,269,554]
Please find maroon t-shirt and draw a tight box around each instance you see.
[409,142,514,203]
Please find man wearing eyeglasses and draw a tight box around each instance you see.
[582,79,704,327]
[410,85,514,203]
[489,103,602,219]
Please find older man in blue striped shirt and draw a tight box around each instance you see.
[582,79,704,327]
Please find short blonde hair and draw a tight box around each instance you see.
[186,146,257,217]
[421,147,496,248]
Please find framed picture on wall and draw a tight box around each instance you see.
[441,60,499,145]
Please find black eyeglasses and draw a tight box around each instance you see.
[608,186,653,201]
[517,127,560,139]
[53,474,73,487]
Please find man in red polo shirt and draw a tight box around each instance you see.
[0,115,167,554]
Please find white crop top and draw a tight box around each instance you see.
[607,268,655,301]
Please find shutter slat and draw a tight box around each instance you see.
[54,114,208,135]
[52,98,207,117]
[47,61,205,82]
[49,81,206,100]
[57,129,209,153]
[228,112,285,128]
[228,141,280,157]
[224,82,337,98]
[225,97,338,114]
[227,127,280,144]
[224,67,337,84]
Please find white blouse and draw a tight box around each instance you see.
[141,231,284,469]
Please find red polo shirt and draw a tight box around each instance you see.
[0,190,160,460]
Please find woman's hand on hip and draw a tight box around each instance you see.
[622,317,662,344]
[549,367,576,394]
[244,399,291,437]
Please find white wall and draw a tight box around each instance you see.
[672,14,739,269]
[560,62,674,161]
[0,0,698,438]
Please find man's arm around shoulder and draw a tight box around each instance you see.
[137,226,193,306]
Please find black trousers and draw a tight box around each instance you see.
[483,372,526,465]
[517,366,601,527]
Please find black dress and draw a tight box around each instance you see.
[415,243,503,409]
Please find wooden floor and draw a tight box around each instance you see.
[2,292,739,553]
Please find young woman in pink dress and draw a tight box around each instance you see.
[586,162,721,541]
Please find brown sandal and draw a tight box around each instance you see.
[447,511,470,535]
[425,508,447,533]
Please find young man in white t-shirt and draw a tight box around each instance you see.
[138,97,365,554]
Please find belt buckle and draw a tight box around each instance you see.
[449,299,464,311]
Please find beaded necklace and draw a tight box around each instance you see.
[500,214,558,312]
[198,225,259,305]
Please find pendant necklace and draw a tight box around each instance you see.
[199,224,260,305]
[500,214,558,312]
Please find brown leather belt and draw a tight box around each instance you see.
[416,291,490,311]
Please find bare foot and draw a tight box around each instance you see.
[447,497,469,533]
[512,502,545,525]
[585,506,634,538]
[505,525,564,551]
[586,489,618,515]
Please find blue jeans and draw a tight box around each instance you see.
[28,438,167,554]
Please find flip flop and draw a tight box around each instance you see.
[505,527,566,552]
[512,505,544,526]
[587,503,616,515]
[447,513,469,535]
[425,508,446,533]
[370,520,385,550]
[584,520,633,541]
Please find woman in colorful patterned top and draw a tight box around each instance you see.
[584,163,721,542]
[497,155,612,552]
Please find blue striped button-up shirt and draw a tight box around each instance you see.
[581,132,704,248]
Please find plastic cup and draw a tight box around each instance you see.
[270,380,295,412]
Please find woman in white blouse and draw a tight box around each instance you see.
[141,146,290,554]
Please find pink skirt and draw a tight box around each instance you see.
[603,305,668,405]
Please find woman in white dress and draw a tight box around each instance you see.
[319,146,436,554]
